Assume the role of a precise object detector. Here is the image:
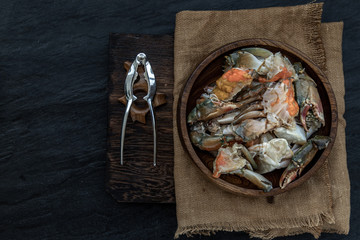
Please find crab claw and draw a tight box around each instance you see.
[279,163,299,189]
[279,135,330,189]
[299,97,325,132]
[300,104,311,131]
[295,68,325,132]
[311,135,331,150]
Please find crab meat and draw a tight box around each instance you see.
[248,138,293,174]
[273,124,307,145]
[262,78,299,126]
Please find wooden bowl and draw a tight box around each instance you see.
[177,39,338,197]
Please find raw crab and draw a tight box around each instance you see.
[224,48,297,82]
[229,78,299,142]
[211,47,299,102]
[262,78,299,126]
[279,135,330,188]
[230,114,280,142]
[212,143,272,192]
[187,94,261,124]
[186,48,329,192]
[189,122,235,151]
[248,138,293,174]
[224,48,273,75]
[202,79,300,143]
[212,68,254,101]
[294,63,325,132]
[273,124,307,145]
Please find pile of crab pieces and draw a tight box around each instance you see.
[188,48,330,192]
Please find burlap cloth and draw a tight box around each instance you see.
[172,3,350,239]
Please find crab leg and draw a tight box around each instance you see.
[214,102,264,125]
[190,122,235,151]
[234,169,273,192]
[216,111,242,124]
[236,84,266,101]
[233,111,266,125]
[239,144,258,170]
[190,132,234,151]
[187,95,261,124]
[279,135,330,189]
[233,114,280,143]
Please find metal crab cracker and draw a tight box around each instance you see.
[120,53,157,166]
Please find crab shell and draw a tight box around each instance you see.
[224,47,273,75]
[212,143,248,178]
[212,68,253,101]
[224,49,297,83]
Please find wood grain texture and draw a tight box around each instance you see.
[178,38,338,197]
[107,34,175,203]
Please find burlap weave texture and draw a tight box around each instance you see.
[173,3,350,239]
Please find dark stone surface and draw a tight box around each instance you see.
[0,0,358,239]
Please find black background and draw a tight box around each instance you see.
[0,0,359,239]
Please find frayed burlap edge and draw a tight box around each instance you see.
[175,208,335,239]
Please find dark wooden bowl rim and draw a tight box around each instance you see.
[177,38,338,197]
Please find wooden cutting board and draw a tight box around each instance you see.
[107,34,175,203]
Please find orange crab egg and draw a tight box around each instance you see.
[213,68,253,100]
[223,68,252,82]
